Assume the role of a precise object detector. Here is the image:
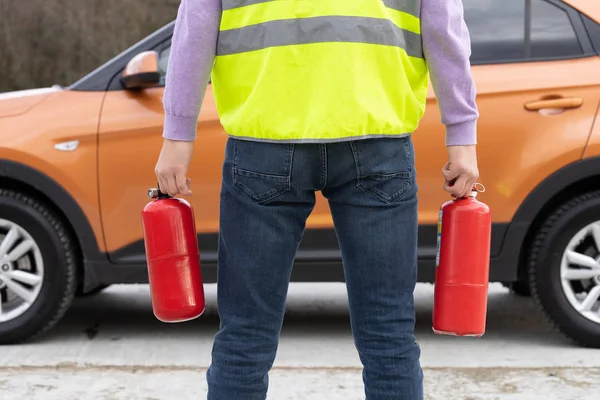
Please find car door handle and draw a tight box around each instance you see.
[524,97,583,111]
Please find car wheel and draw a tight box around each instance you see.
[529,191,600,348]
[0,189,78,344]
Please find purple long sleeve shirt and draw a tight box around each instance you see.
[162,0,478,146]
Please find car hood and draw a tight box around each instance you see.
[0,87,62,118]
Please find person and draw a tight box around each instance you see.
[155,0,479,398]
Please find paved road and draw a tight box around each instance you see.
[1,283,599,399]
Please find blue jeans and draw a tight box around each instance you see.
[206,136,423,400]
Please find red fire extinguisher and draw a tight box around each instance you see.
[141,184,205,323]
[432,183,491,337]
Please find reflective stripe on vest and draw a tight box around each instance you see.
[216,16,423,58]
[211,0,429,142]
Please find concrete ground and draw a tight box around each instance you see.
[1,283,599,399]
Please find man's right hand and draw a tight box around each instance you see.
[442,145,479,199]
[155,139,194,197]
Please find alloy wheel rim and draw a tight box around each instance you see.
[560,222,600,324]
[0,219,44,323]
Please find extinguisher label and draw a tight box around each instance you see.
[435,208,443,268]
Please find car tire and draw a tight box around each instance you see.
[529,190,600,348]
[0,189,78,344]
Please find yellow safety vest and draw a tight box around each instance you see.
[211,0,429,142]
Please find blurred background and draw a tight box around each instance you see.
[0,0,178,92]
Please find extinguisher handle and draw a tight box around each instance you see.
[148,182,172,199]
[450,183,486,200]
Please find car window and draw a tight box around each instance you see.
[464,0,583,64]
[464,0,526,64]
[158,46,170,85]
[530,0,582,58]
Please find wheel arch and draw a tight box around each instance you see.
[497,156,600,281]
[0,159,106,265]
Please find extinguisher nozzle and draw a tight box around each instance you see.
[148,188,159,199]
[148,186,172,199]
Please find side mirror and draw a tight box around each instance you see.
[121,51,160,90]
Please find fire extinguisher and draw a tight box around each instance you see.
[432,183,491,337]
[141,184,205,323]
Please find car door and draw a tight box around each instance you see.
[97,43,226,263]
[413,0,600,257]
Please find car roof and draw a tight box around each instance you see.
[563,0,600,23]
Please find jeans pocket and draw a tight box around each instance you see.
[231,139,294,204]
[350,137,414,204]
[357,171,412,204]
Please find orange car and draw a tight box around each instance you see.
[0,0,599,346]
